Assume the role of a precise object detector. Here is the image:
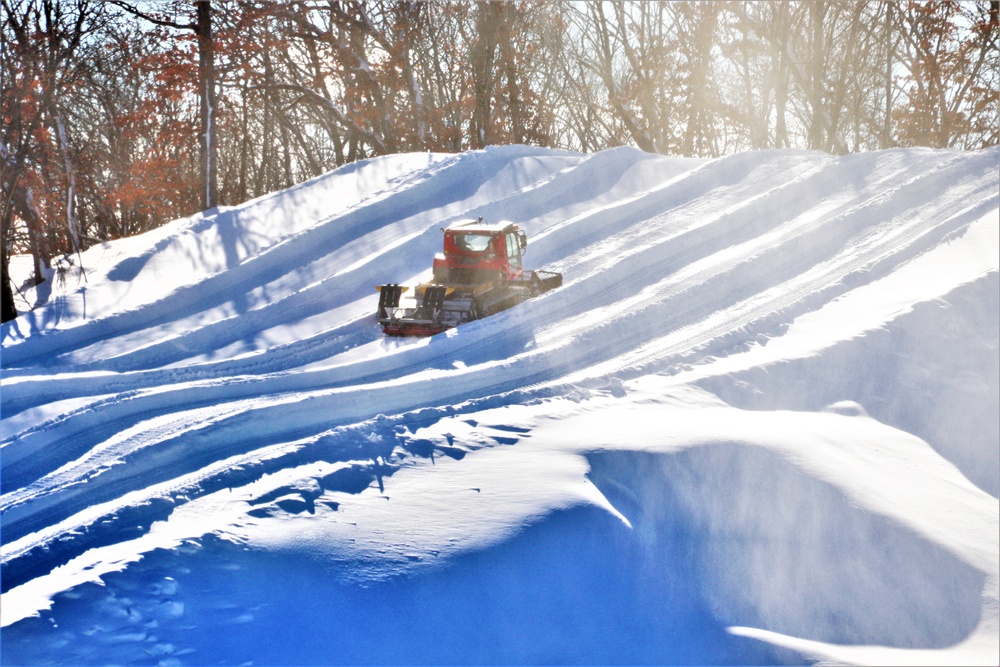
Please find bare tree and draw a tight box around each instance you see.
[1,0,102,320]
[108,0,218,210]
[894,0,1000,148]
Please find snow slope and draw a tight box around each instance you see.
[2,145,998,666]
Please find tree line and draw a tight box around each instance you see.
[2,0,998,322]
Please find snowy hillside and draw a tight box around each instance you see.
[2,145,998,666]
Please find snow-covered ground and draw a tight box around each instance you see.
[1,145,997,666]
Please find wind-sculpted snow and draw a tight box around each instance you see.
[2,145,998,666]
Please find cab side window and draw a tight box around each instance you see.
[506,232,521,268]
[506,233,515,257]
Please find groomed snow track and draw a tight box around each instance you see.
[2,145,998,666]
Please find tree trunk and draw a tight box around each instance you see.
[256,45,273,195]
[196,0,218,210]
[472,1,501,148]
[237,79,250,202]
[24,188,46,284]
[883,0,893,148]
[1,236,16,323]
[683,4,717,157]
[774,33,789,148]
[54,105,82,257]
[808,1,826,150]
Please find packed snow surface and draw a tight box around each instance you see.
[2,145,998,666]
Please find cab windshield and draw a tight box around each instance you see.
[452,233,493,253]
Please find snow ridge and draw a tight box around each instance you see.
[2,145,998,666]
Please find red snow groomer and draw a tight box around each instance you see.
[377,218,562,336]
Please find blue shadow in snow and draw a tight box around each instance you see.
[1,506,790,666]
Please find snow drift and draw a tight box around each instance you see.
[2,145,998,666]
